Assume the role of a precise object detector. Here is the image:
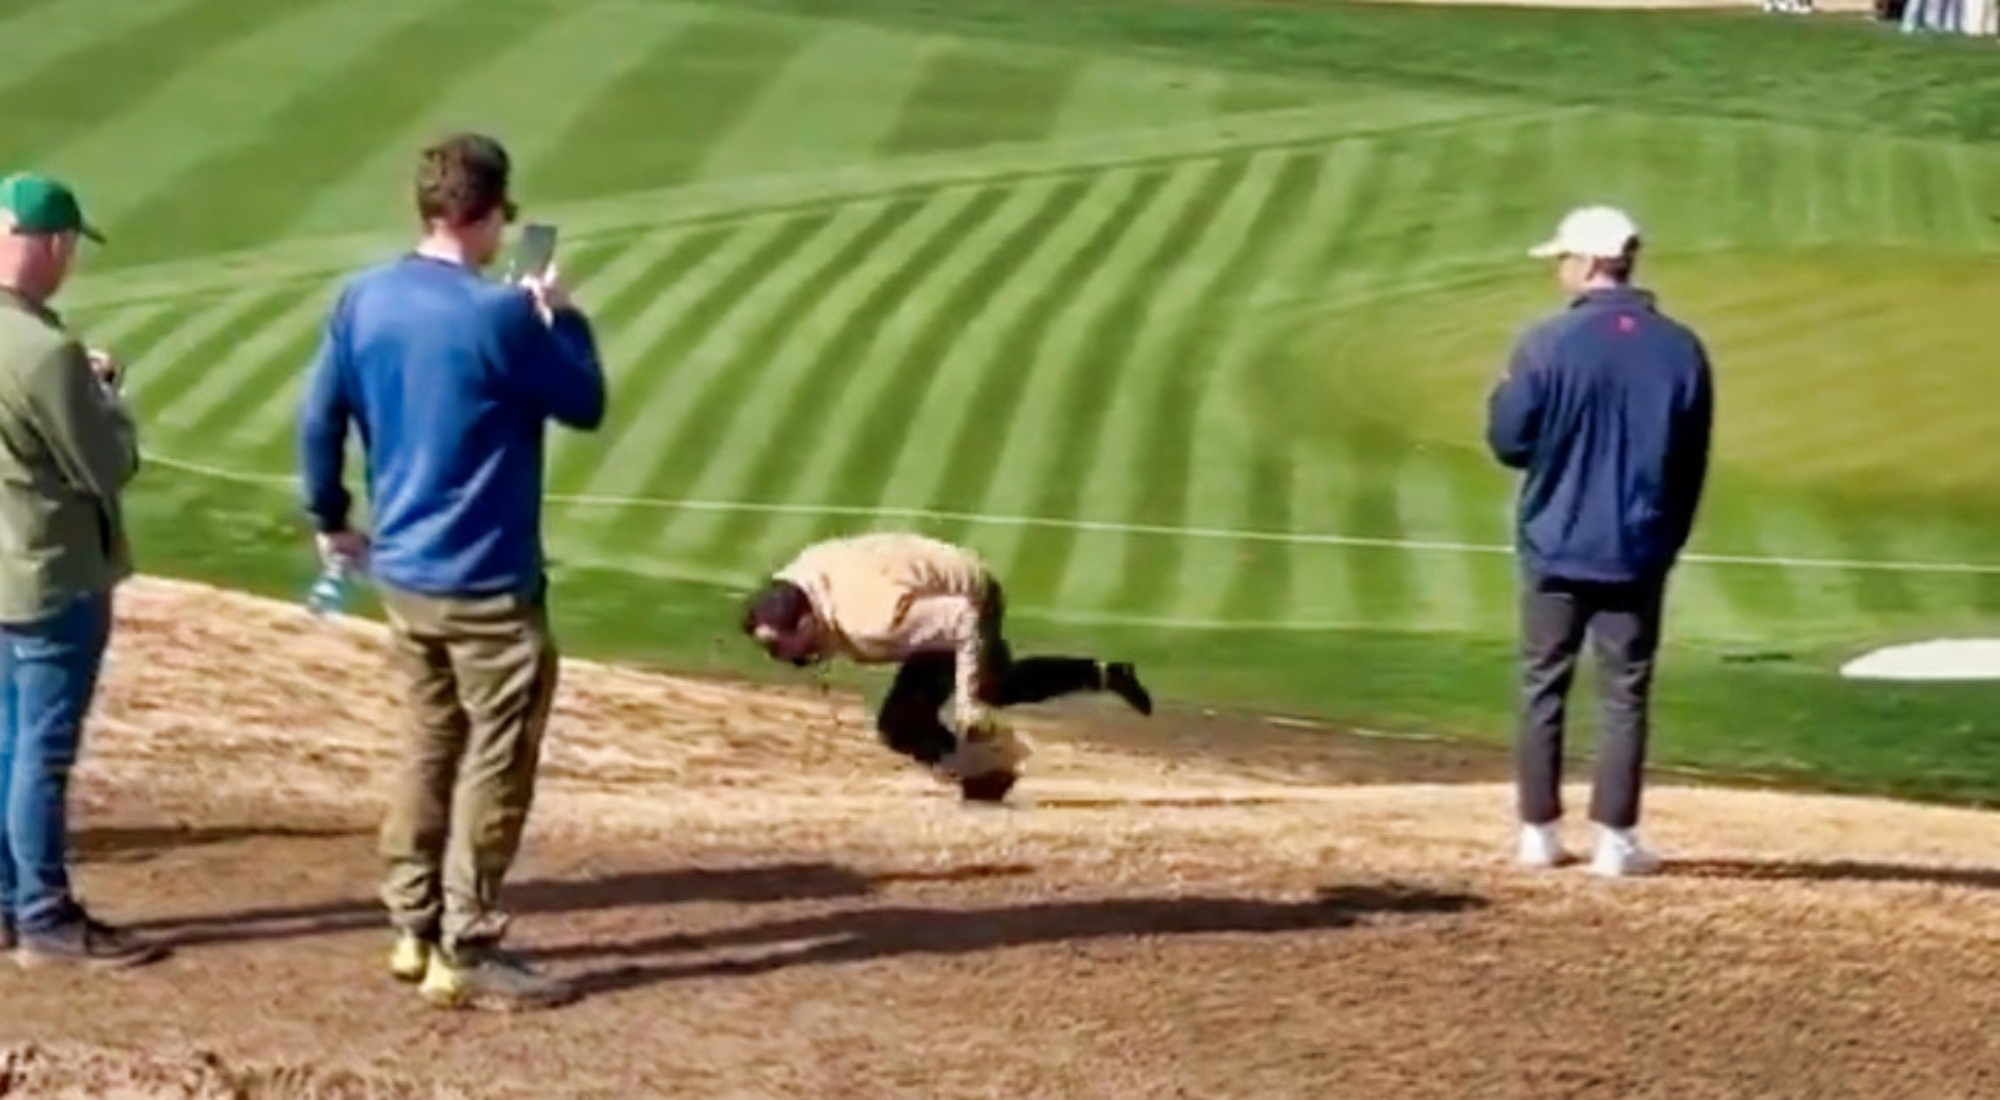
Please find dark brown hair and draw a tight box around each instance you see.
[741,580,812,635]
[414,132,515,228]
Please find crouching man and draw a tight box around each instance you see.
[739,532,1154,801]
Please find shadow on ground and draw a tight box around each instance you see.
[130,851,1039,949]
[74,823,367,864]
[1669,858,2000,888]
[550,881,1490,996]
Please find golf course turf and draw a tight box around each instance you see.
[20,0,2000,803]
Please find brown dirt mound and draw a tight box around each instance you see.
[0,1042,460,1100]
[0,576,1991,1099]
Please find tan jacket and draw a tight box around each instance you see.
[0,291,139,623]
[775,532,995,720]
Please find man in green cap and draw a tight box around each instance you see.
[0,171,160,968]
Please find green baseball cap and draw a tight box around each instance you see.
[0,172,103,243]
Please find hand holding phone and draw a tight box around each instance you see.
[508,222,557,284]
[523,264,572,323]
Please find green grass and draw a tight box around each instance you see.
[16,0,2000,804]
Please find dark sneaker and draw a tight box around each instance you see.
[15,909,166,970]
[419,943,577,1012]
[1104,662,1153,715]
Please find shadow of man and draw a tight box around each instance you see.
[554,880,1488,996]
[1669,858,2000,889]
[132,861,903,948]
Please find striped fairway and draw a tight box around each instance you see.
[23,0,2000,662]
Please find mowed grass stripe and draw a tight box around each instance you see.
[1284,135,1407,624]
[664,192,981,557]
[115,0,556,266]
[1955,145,2000,252]
[121,288,299,404]
[696,187,1010,560]
[595,201,919,556]
[752,182,1063,561]
[567,212,836,504]
[36,0,440,236]
[168,291,333,442]
[840,178,1090,520]
[1380,129,1510,633]
[1319,129,1459,635]
[957,166,1199,577]
[999,159,1240,601]
[294,4,700,240]
[872,172,1127,518]
[1353,124,1487,301]
[696,21,934,183]
[1050,60,1225,143]
[70,302,175,353]
[927,170,1165,553]
[1213,73,1329,117]
[532,11,809,202]
[1190,144,1364,625]
[1076,150,1308,615]
[0,0,88,44]
[544,231,729,483]
[877,41,1083,156]
[0,0,293,174]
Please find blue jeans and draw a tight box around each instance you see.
[0,590,111,934]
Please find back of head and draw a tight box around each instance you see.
[415,133,515,268]
[416,133,512,226]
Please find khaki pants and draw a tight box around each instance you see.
[376,577,559,952]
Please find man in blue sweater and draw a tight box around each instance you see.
[1486,205,1713,879]
[297,133,606,1009]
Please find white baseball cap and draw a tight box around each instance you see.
[1527,205,1640,259]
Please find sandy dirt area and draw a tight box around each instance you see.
[0,576,1996,1098]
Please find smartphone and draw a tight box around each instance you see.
[508,222,557,282]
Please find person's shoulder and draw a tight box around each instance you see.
[1509,306,1571,359]
[0,305,77,375]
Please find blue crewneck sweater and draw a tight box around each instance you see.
[296,253,606,597]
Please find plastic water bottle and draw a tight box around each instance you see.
[305,560,353,619]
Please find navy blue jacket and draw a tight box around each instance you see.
[297,254,606,597]
[1486,286,1713,584]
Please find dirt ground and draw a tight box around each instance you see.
[2,577,1999,1099]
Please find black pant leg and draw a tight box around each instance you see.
[968,580,1105,708]
[1517,573,1590,825]
[875,655,958,765]
[996,657,1105,705]
[1585,576,1667,830]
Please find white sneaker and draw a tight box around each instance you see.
[1590,828,1662,877]
[1516,823,1568,868]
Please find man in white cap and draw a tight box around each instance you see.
[1485,205,1715,877]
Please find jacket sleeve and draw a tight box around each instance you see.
[1486,328,1548,469]
[492,291,607,431]
[23,339,139,503]
[895,591,991,728]
[296,297,355,534]
[1664,346,1715,551]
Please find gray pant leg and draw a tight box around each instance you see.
[1517,578,1588,825]
[1585,579,1666,830]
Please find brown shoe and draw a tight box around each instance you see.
[15,907,166,970]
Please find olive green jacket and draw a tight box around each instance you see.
[0,289,139,622]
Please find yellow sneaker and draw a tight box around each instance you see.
[388,932,431,983]
[418,944,577,1012]
[418,951,468,1007]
